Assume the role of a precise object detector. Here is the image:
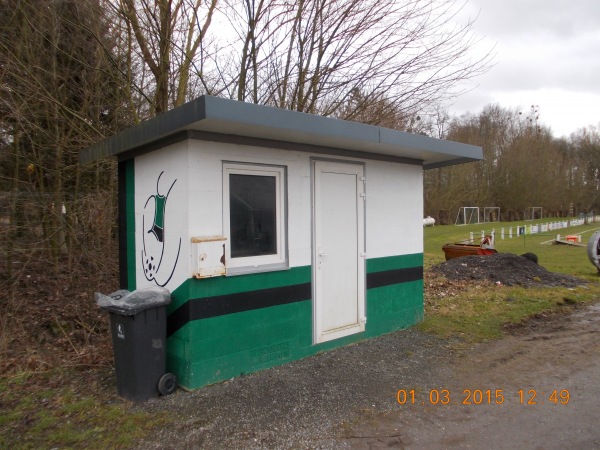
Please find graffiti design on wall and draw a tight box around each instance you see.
[141,171,182,287]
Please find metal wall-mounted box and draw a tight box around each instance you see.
[191,236,227,278]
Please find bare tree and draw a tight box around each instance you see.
[0,0,129,272]
[97,0,493,122]
[569,125,600,212]
[219,0,493,122]
[424,104,600,222]
[104,0,218,116]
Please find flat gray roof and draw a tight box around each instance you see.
[80,95,482,169]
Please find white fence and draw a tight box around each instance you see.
[467,216,600,243]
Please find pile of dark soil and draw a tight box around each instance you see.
[432,253,586,287]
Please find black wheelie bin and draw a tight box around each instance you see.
[96,287,177,402]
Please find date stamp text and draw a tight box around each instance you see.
[396,389,570,406]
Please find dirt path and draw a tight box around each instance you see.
[344,303,600,449]
[137,302,600,449]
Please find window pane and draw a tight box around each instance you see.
[229,174,277,258]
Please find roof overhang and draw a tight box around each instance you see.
[80,95,482,169]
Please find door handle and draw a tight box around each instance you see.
[317,248,329,269]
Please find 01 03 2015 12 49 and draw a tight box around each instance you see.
[396,389,570,406]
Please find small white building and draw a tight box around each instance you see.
[81,96,482,389]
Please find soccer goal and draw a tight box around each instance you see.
[483,207,501,223]
[455,207,480,225]
[527,207,543,221]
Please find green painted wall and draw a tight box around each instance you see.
[125,160,136,290]
[167,253,423,389]
[167,266,312,312]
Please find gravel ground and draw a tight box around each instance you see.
[132,301,600,450]
[134,328,456,449]
[129,256,592,449]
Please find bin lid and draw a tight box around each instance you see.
[95,287,171,315]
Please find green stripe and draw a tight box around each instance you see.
[367,252,423,273]
[126,159,136,290]
[166,253,424,389]
[168,254,423,311]
[169,266,312,311]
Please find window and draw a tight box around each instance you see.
[223,163,287,272]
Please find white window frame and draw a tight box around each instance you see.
[223,162,287,274]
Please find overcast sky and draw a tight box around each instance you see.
[450,0,600,138]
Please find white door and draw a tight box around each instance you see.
[313,160,365,344]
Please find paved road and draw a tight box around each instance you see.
[345,303,600,449]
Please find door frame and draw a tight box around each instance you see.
[311,158,366,344]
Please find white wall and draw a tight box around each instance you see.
[365,160,423,258]
[134,139,423,290]
[134,142,190,291]
[187,141,314,269]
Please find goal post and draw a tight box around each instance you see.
[483,207,501,223]
[455,207,480,226]
[527,207,543,221]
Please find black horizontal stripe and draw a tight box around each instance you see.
[366,266,423,289]
[167,266,423,336]
[168,282,312,336]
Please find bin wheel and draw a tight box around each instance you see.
[158,373,177,396]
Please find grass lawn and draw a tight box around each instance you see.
[424,220,600,277]
[420,221,600,342]
[0,368,175,449]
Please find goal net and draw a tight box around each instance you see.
[527,207,543,221]
[483,207,501,223]
[455,207,480,225]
